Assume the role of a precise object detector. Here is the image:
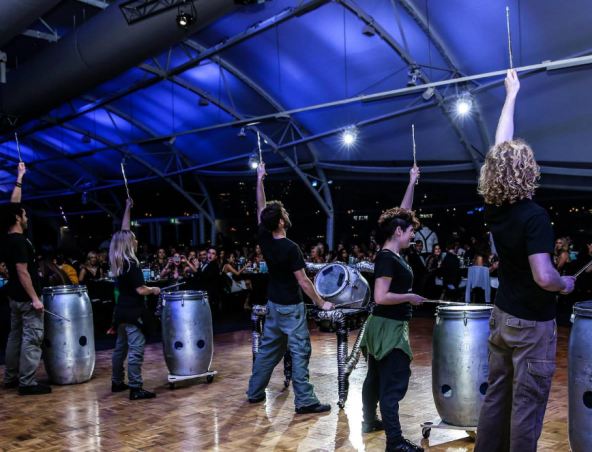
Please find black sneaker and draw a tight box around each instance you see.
[3,381,19,389]
[248,395,266,404]
[18,384,52,396]
[129,387,156,400]
[387,438,424,452]
[362,417,384,433]
[295,402,331,414]
[111,382,129,393]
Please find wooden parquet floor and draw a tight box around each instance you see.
[0,317,571,452]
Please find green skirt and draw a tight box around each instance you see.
[360,314,413,362]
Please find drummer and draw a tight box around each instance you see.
[109,198,161,400]
[360,165,426,452]
[246,163,334,414]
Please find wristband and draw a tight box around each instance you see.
[15,182,22,188]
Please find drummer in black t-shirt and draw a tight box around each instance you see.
[473,70,575,452]
[1,163,52,396]
[109,198,161,400]
[246,163,334,414]
[359,165,425,452]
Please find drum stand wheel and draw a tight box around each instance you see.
[420,420,477,440]
[167,370,217,389]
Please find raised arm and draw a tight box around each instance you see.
[256,163,267,224]
[400,165,420,210]
[11,163,26,203]
[122,198,133,230]
[495,69,520,145]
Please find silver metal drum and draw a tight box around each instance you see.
[314,263,370,309]
[569,301,592,452]
[161,291,213,376]
[432,305,493,427]
[42,285,95,385]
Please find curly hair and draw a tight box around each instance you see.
[478,139,540,206]
[378,207,420,241]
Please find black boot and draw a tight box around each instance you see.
[112,382,130,393]
[18,384,52,396]
[386,438,424,452]
[295,402,331,414]
[362,417,384,433]
[129,387,156,400]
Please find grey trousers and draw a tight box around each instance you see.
[474,306,557,452]
[3,299,44,387]
[247,301,319,408]
[111,323,146,388]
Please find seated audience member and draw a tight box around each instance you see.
[222,253,253,310]
[0,261,8,279]
[98,251,110,275]
[554,237,572,274]
[79,251,104,282]
[325,250,336,263]
[309,246,325,264]
[336,248,350,264]
[474,241,499,274]
[250,244,265,269]
[217,249,226,268]
[439,241,462,300]
[58,255,79,284]
[160,252,192,279]
[39,256,70,287]
[425,243,443,298]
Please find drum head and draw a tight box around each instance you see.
[163,290,208,302]
[436,305,493,319]
[315,264,348,298]
[42,285,87,295]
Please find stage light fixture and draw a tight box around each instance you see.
[407,67,421,87]
[248,155,259,169]
[238,127,247,139]
[456,92,473,115]
[342,126,358,146]
[176,1,196,29]
[312,180,318,187]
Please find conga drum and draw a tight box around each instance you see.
[569,301,592,452]
[314,263,370,309]
[161,291,213,376]
[432,305,493,427]
[42,285,95,385]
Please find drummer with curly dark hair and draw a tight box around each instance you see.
[360,165,426,452]
[246,162,334,414]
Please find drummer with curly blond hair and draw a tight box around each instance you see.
[360,165,426,452]
[474,70,575,452]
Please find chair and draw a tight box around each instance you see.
[465,266,491,303]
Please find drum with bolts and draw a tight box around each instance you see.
[432,305,493,427]
[161,291,214,377]
[314,263,370,309]
[42,285,95,385]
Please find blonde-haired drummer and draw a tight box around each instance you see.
[474,70,575,452]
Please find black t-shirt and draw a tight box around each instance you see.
[372,249,413,321]
[485,199,556,321]
[4,233,41,301]
[257,223,305,305]
[114,260,145,325]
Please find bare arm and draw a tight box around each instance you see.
[256,163,267,224]
[374,277,425,306]
[556,252,569,272]
[400,165,420,210]
[136,285,160,296]
[11,163,26,203]
[293,269,333,310]
[122,198,133,230]
[529,253,575,294]
[16,263,43,311]
[495,69,520,145]
[79,268,87,282]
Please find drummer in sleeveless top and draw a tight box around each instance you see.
[246,163,334,414]
[360,165,426,452]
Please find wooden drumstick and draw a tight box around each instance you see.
[257,131,263,163]
[506,6,514,69]
[14,132,23,162]
[412,124,418,185]
[574,259,592,279]
[121,162,131,199]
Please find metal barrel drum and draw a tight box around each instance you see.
[569,301,592,452]
[161,291,213,376]
[314,263,370,309]
[432,305,493,427]
[42,285,95,385]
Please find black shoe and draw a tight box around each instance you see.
[129,387,156,400]
[362,417,384,433]
[3,381,19,389]
[18,384,52,396]
[295,402,331,414]
[248,395,266,404]
[387,438,424,452]
[111,382,129,393]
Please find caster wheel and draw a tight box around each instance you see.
[422,428,431,439]
[284,380,290,388]
[206,375,214,383]
[169,382,176,390]
[467,431,476,440]
[337,401,345,409]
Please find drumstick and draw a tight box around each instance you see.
[257,131,263,163]
[14,132,23,162]
[412,124,418,185]
[38,307,71,322]
[574,259,592,279]
[120,161,131,199]
[506,6,514,69]
[160,281,186,291]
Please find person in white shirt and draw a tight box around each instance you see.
[416,221,438,254]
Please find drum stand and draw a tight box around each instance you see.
[419,420,477,440]
[251,305,292,388]
[311,309,367,409]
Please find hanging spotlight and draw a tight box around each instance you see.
[312,180,318,187]
[248,155,259,170]
[342,126,358,146]
[407,66,421,87]
[176,1,196,29]
[456,91,473,115]
[81,191,88,205]
[237,127,247,139]
[422,86,435,101]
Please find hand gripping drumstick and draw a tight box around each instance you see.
[506,6,514,69]
[33,304,71,322]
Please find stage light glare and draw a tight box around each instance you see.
[342,126,358,146]
[250,161,259,170]
[238,127,247,139]
[457,100,471,114]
